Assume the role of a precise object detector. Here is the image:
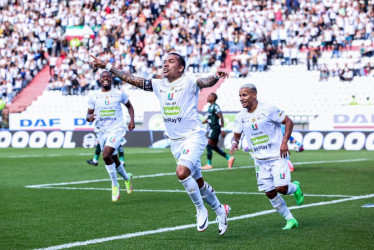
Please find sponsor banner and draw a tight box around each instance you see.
[223,131,374,151]
[309,106,374,131]
[0,130,165,148]
[9,114,95,131]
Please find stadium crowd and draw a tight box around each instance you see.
[0,0,373,103]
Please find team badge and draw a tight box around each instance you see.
[252,124,258,130]
[168,93,174,100]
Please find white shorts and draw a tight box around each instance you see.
[170,130,207,180]
[96,128,127,155]
[254,158,291,192]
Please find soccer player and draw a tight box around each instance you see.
[201,93,235,169]
[86,143,125,166]
[86,71,134,202]
[91,53,231,235]
[230,83,304,230]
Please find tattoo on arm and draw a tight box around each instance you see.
[196,76,219,89]
[110,67,150,90]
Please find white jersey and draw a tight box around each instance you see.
[151,75,206,139]
[88,89,129,132]
[232,102,286,160]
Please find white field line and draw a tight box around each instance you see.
[2,150,166,159]
[36,193,374,250]
[25,158,368,189]
[34,187,355,198]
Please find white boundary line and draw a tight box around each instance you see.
[33,187,355,198]
[25,158,368,189]
[36,193,374,250]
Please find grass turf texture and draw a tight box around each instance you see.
[1,148,373,249]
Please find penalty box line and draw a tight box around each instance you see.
[25,158,368,189]
[36,193,374,250]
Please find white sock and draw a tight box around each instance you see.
[269,193,294,220]
[199,182,224,215]
[180,176,204,210]
[287,182,298,195]
[105,163,118,186]
[116,163,129,181]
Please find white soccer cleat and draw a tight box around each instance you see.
[196,207,209,232]
[217,204,231,235]
[112,185,120,202]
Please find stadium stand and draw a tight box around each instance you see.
[1,0,374,129]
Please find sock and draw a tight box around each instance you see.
[118,145,125,163]
[207,145,212,165]
[180,176,204,209]
[269,193,294,220]
[116,163,130,181]
[213,146,228,158]
[105,162,118,186]
[199,182,224,215]
[287,182,297,195]
[94,144,101,161]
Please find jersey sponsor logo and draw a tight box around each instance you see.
[253,143,272,152]
[163,106,181,115]
[99,117,116,122]
[164,117,182,123]
[183,149,189,154]
[100,110,115,116]
[252,123,258,130]
[251,135,269,145]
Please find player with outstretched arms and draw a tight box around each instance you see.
[91,52,231,235]
[230,83,304,230]
[86,71,134,202]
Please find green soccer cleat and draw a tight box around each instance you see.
[293,181,304,206]
[125,173,133,195]
[282,218,298,230]
[112,185,120,202]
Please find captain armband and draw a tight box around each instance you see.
[143,79,153,91]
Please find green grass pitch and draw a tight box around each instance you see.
[1,148,373,249]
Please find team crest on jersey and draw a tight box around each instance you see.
[252,124,258,130]
[182,149,189,154]
[280,173,285,179]
[252,118,256,122]
[168,93,174,100]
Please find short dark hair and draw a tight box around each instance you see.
[211,93,217,101]
[168,52,186,73]
[100,71,112,78]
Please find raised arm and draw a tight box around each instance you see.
[196,70,228,89]
[90,55,153,91]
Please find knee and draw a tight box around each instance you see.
[102,151,112,164]
[265,189,277,199]
[176,167,190,180]
[275,186,288,195]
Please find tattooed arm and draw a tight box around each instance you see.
[90,55,153,91]
[196,70,228,89]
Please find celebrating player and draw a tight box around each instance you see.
[86,71,134,202]
[230,83,304,230]
[201,93,235,169]
[91,52,231,235]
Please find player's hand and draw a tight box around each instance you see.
[215,70,228,79]
[229,141,238,155]
[221,130,226,138]
[87,114,96,122]
[90,55,106,69]
[280,141,290,158]
[128,120,135,131]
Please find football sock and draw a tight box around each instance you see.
[213,146,228,158]
[94,144,101,161]
[270,193,294,220]
[199,182,224,214]
[116,163,130,181]
[105,163,118,186]
[118,145,125,163]
[180,176,204,209]
[207,145,213,163]
[287,182,298,195]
